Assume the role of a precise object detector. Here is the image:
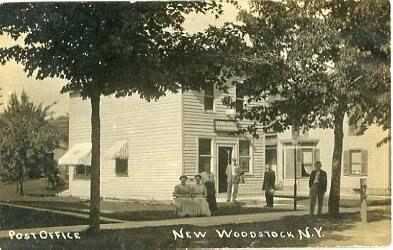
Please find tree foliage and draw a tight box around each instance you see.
[49,114,69,147]
[211,0,389,215]
[0,91,60,194]
[0,2,229,98]
[0,1,232,229]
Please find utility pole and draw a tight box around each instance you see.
[292,126,299,211]
[293,137,298,211]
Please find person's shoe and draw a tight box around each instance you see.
[226,199,230,202]
[233,199,237,202]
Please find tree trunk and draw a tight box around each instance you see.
[18,166,24,196]
[328,111,345,217]
[89,89,101,231]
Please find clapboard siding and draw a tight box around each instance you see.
[277,116,390,195]
[182,87,265,196]
[68,93,183,200]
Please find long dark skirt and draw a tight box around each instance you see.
[204,181,217,212]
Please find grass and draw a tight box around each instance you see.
[0,179,390,222]
[0,207,390,249]
[0,179,68,200]
[0,204,90,230]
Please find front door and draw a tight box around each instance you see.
[218,146,233,193]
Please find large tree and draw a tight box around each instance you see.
[0,91,60,194]
[0,2,231,230]
[215,0,389,216]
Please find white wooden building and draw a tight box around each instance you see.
[59,86,390,200]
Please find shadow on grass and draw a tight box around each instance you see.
[9,200,91,213]
[0,204,91,230]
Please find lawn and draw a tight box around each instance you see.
[0,179,390,222]
[0,204,90,230]
[0,207,390,249]
[0,179,68,200]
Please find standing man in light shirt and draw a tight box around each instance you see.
[309,161,327,217]
[226,158,242,202]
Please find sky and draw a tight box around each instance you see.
[0,2,241,116]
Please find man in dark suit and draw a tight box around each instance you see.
[309,161,327,217]
[262,164,276,207]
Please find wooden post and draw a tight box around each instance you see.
[360,178,367,222]
[294,146,297,211]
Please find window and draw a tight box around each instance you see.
[348,123,364,136]
[344,149,368,176]
[265,135,277,168]
[203,84,214,111]
[239,140,251,172]
[265,146,277,166]
[198,138,212,173]
[292,127,309,139]
[348,124,356,136]
[301,148,313,177]
[350,150,362,175]
[75,164,90,178]
[285,148,319,179]
[235,85,244,112]
[116,159,128,176]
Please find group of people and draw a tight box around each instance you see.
[173,167,217,217]
[262,161,328,217]
[174,158,328,218]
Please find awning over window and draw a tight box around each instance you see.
[106,140,128,159]
[58,143,91,165]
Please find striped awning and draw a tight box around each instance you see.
[58,143,91,165]
[106,140,128,159]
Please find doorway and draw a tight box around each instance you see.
[218,146,233,193]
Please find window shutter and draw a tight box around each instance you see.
[286,148,294,179]
[313,148,320,162]
[296,149,302,177]
[361,149,368,175]
[343,150,350,175]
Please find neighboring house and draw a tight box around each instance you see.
[271,123,390,196]
[59,87,390,200]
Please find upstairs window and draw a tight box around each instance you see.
[292,127,309,139]
[115,159,128,176]
[239,140,251,172]
[198,138,212,172]
[235,86,244,113]
[204,84,214,111]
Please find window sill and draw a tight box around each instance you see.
[116,174,129,177]
[74,176,90,180]
[344,174,367,177]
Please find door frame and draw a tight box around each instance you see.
[216,144,237,194]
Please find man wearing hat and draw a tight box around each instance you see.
[226,158,242,202]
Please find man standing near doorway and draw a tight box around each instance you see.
[309,161,327,217]
[226,158,241,202]
[262,164,276,207]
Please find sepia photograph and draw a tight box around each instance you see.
[0,0,390,249]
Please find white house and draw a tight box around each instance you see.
[59,86,390,200]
